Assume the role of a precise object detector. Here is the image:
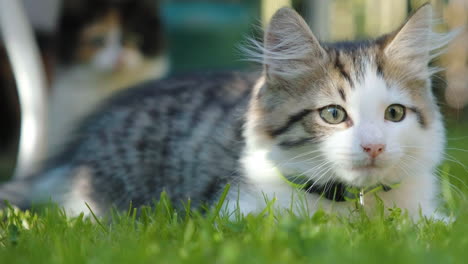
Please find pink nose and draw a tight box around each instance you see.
[361,144,385,158]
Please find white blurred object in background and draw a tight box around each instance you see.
[22,0,61,33]
[0,0,51,178]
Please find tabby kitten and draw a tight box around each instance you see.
[0,5,454,219]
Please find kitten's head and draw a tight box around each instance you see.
[246,5,454,187]
[57,0,163,72]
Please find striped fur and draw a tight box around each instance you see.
[0,72,256,215]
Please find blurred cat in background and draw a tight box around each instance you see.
[48,0,168,153]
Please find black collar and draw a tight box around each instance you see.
[281,173,394,202]
[302,181,392,202]
[304,181,349,202]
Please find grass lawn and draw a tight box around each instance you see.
[0,121,467,263]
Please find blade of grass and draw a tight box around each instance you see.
[85,202,108,234]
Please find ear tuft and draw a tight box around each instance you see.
[243,7,326,81]
[384,4,433,63]
[383,4,458,77]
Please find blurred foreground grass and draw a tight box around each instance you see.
[1,191,468,263]
[0,120,467,263]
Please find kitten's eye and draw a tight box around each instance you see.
[385,104,406,122]
[319,105,347,124]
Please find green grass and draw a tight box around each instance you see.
[0,121,467,263]
[1,197,468,263]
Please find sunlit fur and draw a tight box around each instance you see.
[232,5,455,219]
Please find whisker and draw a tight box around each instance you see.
[305,166,335,193]
[445,147,468,153]
[404,154,468,193]
[286,160,331,184]
[298,161,333,181]
[447,136,468,141]
[399,160,466,200]
[273,149,326,168]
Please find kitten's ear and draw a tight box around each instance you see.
[384,4,433,66]
[262,8,327,81]
[382,4,457,79]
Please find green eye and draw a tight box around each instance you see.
[385,104,406,122]
[319,105,347,124]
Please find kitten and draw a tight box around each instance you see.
[48,0,168,152]
[0,5,454,219]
